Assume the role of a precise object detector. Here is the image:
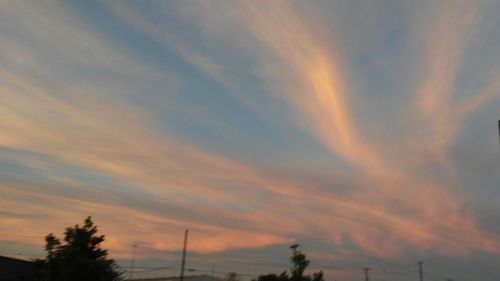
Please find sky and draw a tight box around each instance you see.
[0,0,500,280]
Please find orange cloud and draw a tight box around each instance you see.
[206,0,500,257]
[1,0,500,267]
[411,0,499,162]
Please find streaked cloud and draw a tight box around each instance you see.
[1,1,500,280]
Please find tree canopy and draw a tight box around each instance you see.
[38,216,123,281]
[254,245,324,281]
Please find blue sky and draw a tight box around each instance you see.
[1,1,500,280]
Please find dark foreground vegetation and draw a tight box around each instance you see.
[35,216,123,281]
[30,217,322,281]
[254,244,323,281]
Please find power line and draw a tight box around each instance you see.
[381,269,418,276]
[0,252,42,259]
[131,264,181,274]
[0,250,477,281]
[219,259,289,268]
[120,265,179,270]
[188,268,258,278]
[186,256,424,276]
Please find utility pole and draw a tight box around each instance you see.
[180,229,189,281]
[364,268,370,281]
[129,244,138,280]
[417,261,424,281]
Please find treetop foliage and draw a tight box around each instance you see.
[38,216,123,281]
[254,244,324,281]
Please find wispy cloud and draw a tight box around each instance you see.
[151,0,500,257]
[412,0,500,163]
[1,1,500,279]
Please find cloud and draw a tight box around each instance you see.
[412,0,500,163]
[1,2,500,280]
[156,0,500,257]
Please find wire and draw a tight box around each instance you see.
[188,268,258,278]
[0,252,42,259]
[132,264,182,274]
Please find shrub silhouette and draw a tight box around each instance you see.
[254,244,324,281]
[38,216,123,281]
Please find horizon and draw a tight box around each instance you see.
[1,1,500,281]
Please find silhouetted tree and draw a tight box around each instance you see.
[225,272,240,281]
[290,244,309,281]
[254,244,324,281]
[37,216,123,281]
[256,272,289,281]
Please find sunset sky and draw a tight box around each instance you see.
[1,1,500,280]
